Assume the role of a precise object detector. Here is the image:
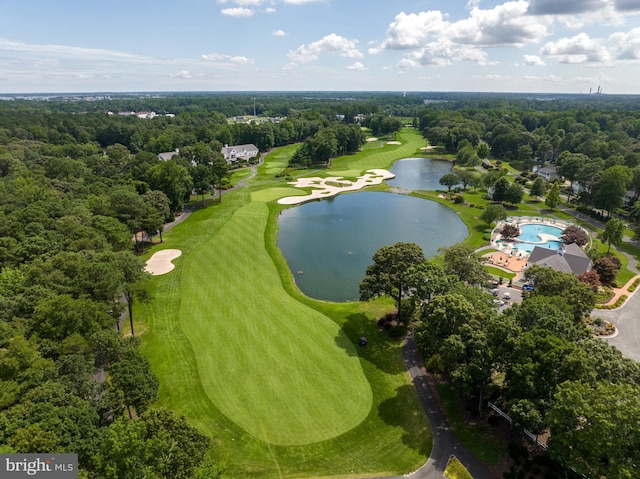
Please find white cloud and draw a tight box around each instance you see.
[398,40,489,67]
[609,27,640,60]
[523,54,546,65]
[265,7,276,13]
[370,1,550,68]
[201,53,225,61]
[369,11,447,52]
[347,62,366,70]
[541,33,611,63]
[273,29,287,37]
[201,52,255,64]
[0,38,151,62]
[171,70,193,79]
[476,74,505,80]
[221,7,254,17]
[449,1,550,47]
[287,33,362,65]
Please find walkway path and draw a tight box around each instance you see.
[598,275,640,307]
[368,333,494,479]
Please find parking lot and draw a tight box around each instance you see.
[490,283,523,309]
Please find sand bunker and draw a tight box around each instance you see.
[366,137,379,142]
[145,249,182,275]
[278,169,395,205]
[386,141,401,145]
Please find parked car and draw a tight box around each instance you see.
[503,292,511,300]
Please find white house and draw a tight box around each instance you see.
[137,111,157,120]
[534,165,559,182]
[623,190,636,207]
[221,144,259,164]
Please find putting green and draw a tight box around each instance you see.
[180,202,372,445]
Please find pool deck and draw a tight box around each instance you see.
[483,251,529,280]
[488,216,576,281]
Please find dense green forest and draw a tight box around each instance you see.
[0,92,639,478]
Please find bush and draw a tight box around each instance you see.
[425,353,443,374]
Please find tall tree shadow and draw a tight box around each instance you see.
[378,384,431,455]
[334,313,405,375]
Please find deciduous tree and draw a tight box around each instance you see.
[600,217,625,253]
[561,225,589,246]
[439,173,460,194]
[480,204,507,225]
[500,223,520,239]
[547,381,640,479]
[440,244,489,287]
[544,181,561,209]
[359,242,426,319]
[529,177,546,197]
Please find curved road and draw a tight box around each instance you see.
[367,333,494,479]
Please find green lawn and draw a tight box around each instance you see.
[137,131,432,478]
[444,456,473,479]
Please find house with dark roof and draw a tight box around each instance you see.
[221,144,259,164]
[528,243,592,275]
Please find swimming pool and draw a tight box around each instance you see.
[512,223,563,252]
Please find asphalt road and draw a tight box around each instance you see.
[367,333,494,479]
[597,291,640,362]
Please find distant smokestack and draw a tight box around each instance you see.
[589,88,592,94]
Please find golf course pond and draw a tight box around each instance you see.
[387,156,455,190]
[278,190,467,302]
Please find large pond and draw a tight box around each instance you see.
[277,191,467,302]
[387,157,455,190]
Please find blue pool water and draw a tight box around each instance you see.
[512,223,563,252]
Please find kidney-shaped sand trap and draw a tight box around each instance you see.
[145,249,182,275]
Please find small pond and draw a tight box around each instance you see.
[277,191,467,302]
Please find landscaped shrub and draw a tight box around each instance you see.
[599,295,627,309]
[425,353,443,374]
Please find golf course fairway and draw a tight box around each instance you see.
[138,129,432,478]
[181,202,372,445]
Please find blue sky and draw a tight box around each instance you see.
[1,0,640,93]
